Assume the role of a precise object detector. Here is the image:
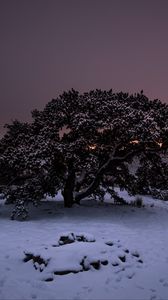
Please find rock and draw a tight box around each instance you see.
[105,241,114,246]
[57,232,95,246]
[118,255,126,263]
[58,233,75,245]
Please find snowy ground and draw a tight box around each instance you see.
[0,192,168,300]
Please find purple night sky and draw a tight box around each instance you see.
[0,0,168,136]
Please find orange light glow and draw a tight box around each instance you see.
[130,140,139,144]
[88,144,97,150]
[157,142,163,148]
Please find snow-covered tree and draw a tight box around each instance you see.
[0,120,65,219]
[0,89,167,219]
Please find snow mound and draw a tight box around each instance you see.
[23,234,143,283]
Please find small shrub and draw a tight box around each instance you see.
[134,196,143,208]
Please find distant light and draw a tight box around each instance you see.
[130,140,139,144]
[157,142,162,148]
[88,144,97,150]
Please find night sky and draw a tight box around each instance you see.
[0,0,168,136]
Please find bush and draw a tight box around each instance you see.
[134,196,143,208]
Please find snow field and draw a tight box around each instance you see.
[0,194,168,300]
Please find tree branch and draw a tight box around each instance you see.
[74,144,161,203]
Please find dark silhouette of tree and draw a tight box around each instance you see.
[0,89,167,219]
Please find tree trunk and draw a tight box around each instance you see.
[63,166,75,208]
